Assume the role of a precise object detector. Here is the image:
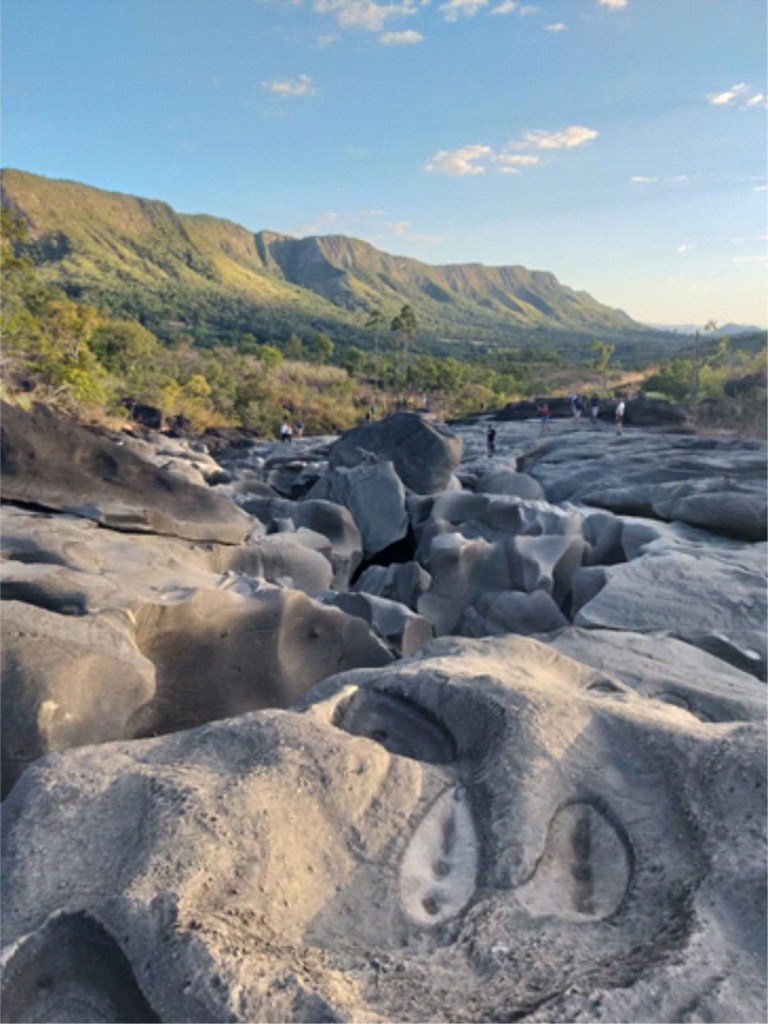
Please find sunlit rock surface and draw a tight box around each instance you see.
[1,406,766,1023]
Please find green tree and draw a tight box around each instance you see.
[309,332,334,364]
[390,304,418,389]
[89,320,160,381]
[285,333,304,360]
[257,344,284,370]
[588,340,615,391]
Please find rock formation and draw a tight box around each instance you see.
[1,404,765,1023]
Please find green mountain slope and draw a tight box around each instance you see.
[1,168,670,357]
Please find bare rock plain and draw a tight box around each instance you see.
[1,403,766,1023]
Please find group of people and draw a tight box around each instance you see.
[279,418,303,442]
[536,395,626,434]
[569,393,603,426]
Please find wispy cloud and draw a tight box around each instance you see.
[491,153,541,173]
[546,22,566,32]
[677,242,696,254]
[509,125,598,149]
[439,0,488,21]
[312,1,421,32]
[424,125,597,176]
[708,82,767,109]
[262,73,316,97]
[598,0,628,9]
[379,29,423,43]
[424,144,492,175]
[387,219,442,243]
[490,1,540,16]
[629,174,689,184]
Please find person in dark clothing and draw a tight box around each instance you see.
[486,425,497,457]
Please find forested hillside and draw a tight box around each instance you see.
[2,168,680,363]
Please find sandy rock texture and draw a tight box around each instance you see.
[1,405,766,1023]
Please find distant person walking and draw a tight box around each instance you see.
[538,401,550,433]
[589,395,600,426]
[486,425,497,457]
[615,399,626,435]
[571,393,583,422]
[294,419,304,438]
[279,419,293,443]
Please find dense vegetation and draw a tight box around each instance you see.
[2,197,765,438]
[2,168,691,366]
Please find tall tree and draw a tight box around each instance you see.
[390,304,418,391]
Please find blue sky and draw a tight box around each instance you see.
[2,0,766,325]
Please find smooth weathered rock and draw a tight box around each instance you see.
[1,402,251,544]
[308,461,408,558]
[574,540,767,679]
[475,465,545,500]
[239,496,363,590]
[329,412,462,494]
[322,591,434,656]
[1,601,156,797]
[542,626,767,724]
[2,635,764,1024]
[351,561,431,611]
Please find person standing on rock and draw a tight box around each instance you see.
[538,401,550,433]
[280,420,293,443]
[615,399,626,435]
[589,395,600,426]
[486,425,497,457]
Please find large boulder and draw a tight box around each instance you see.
[1,601,156,798]
[542,626,767,724]
[329,412,462,494]
[2,635,764,1024]
[307,461,408,559]
[0,402,251,544]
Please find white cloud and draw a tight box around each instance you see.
[598,0,628,9]
[439,0,488,21]
[424,144,492,175]
[510,125,598,149]
[262,73,316,96]
[379,29,423,43]
[708,82,766,109]
[629,174,689,185]
[387,219,442,243]
[518,4,540,14]
[312,1,420,32]
[677,243,696,253]
[492,153,540,172]
[754,185,768,192]
[546,22,566,31]
[490,0,517,13]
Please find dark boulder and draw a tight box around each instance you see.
[0,401,251,544]
[329,412,462,494]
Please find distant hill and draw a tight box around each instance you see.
[647,322,765,336]
[1,168,681,361]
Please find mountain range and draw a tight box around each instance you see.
[1,169,680,361]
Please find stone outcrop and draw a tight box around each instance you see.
[1,405,765,1024]
[2,636,764,1024]
[328,412,462,494]
[1,402,251,544]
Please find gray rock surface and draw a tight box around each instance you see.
[1,402,252,544]
[329,412,462,493]
[2,636,764,1024]
[1,406,766,1024]
[308,460,408,558]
